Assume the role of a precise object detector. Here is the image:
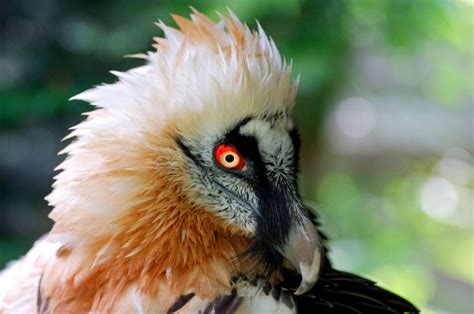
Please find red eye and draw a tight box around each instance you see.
[214,144,246,171]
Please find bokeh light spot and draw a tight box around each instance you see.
[335,97,376,139]
[420,176,458,220]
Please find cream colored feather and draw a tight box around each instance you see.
[0,9,298,313]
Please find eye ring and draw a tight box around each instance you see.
[215,144,246,171]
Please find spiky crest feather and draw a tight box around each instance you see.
[0,9,298,312]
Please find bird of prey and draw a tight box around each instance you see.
[0,9,418,313]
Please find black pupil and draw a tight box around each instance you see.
[225,154,235,163]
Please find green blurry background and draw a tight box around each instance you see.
[0,0,472,312]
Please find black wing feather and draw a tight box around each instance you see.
[282,268,419,313]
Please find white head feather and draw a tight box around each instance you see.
[46,9,299,261]
[70,9,298,138]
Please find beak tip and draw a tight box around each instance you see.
[294,258,321,295]
[294,281,311,295]
[281,216,324,296]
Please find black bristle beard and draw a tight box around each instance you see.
[238,180,296,277]
[241,239,285,277]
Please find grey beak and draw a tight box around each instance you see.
[279,214,323,295]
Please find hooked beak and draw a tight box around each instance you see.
[252,178,323,295]
[278,213,323,295]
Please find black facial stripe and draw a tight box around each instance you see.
[248,179,295,273]
[177,117,301,275]
[223,121,297,273]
